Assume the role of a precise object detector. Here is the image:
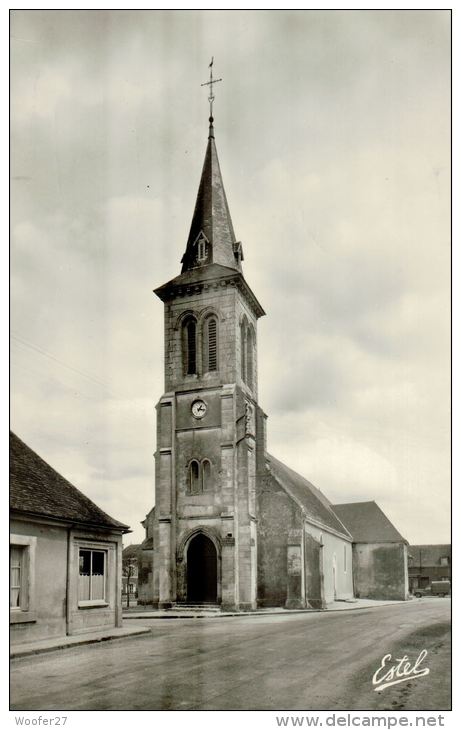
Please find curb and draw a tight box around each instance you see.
[123,601,411,620]
[10,626,151,659]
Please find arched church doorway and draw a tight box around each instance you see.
[186,533,218,603]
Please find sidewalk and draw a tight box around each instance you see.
[10,625,151,659]
[123,598,411,620]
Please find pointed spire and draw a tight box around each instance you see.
[181,125,242,273]
[181,62,243,273]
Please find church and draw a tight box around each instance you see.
[139,81,409,611]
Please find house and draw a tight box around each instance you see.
[122,544,141,600]
[137,507,154,605]
[332,501,409,601]
[407,544,451,592]
[10,431,129,645]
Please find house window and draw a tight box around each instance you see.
[10,534,36,623]
[10,546,24,610]
[79,549,106,603]
[202,459,212,491]
[440,557,450,566]
[203,316,218,373]
[183,318,197,375]
[189,460,200,494]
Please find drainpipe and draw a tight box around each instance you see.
[65,524,75,636]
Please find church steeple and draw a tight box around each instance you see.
[181,63,243,273]
[181,124,242,273]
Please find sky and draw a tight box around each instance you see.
[10,9,450,545]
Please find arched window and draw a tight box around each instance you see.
[202,459,212,491]
[240,317,247,383]
[203,315,218,373]
[246,325,254,390]
[188,460,200,494]
[183,317,197,375]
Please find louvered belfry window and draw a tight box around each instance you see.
[246,326,254,389]
[207,317,217,371]
[240,319,247,382]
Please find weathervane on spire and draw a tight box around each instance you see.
[201,57,222,121]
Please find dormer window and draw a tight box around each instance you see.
[195,233,208,263]
[233,241,244,265]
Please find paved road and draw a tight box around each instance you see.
[10,599,450,711]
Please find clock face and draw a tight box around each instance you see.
[191,399,207,419]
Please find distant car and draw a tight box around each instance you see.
[414,580,451,598]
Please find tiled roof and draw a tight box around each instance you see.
[332,501,407,544]
[122,544,141,558]
[267,454,352,538]
[10,432,129,531]
[408,544,451,566]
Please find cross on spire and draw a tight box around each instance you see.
[201,57,222,122]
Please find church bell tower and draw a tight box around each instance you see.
[152,68,265,610]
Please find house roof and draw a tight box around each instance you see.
[10,432,129,532]
[123,544,141,558]
[267,454,352,539]
[408,544,451,566]
[332,501,407,544]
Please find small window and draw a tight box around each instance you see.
[440,557,450,566]
[10,535,36,623]
[10,546,24,610]
[202,459,212,491]
[79,549,106,603]
[189,460,200,494]
[197,237,206,261]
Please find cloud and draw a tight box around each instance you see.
[10,10,450,544]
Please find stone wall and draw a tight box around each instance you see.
[352,542,408,600]
[153,276,262,610]
[163,285,259,399]
[257,475,303,607]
